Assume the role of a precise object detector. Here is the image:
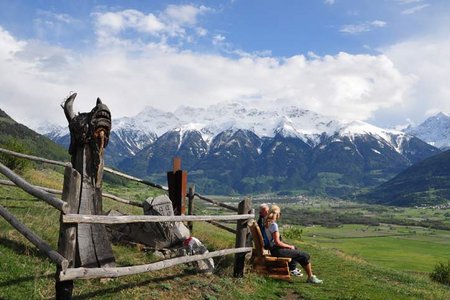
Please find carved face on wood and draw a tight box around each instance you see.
[62,93,111,183]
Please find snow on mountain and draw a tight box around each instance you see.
[404,112,450,149]
[35,121,68,140]
[37,101,422,157]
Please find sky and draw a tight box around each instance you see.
[0,0,449,130]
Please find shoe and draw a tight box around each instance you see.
[307,275,323,284]
[290,268,303,277]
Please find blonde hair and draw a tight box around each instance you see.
[265,205,281,228]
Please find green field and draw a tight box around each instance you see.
[301,224,450,273]
[1,168,450,299]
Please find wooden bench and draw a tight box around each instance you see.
[248,221,291,281]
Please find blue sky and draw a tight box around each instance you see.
[0,0,449,129]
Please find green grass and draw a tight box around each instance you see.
[1,168,450,299]
[302,224,450,273]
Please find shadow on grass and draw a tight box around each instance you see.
[72,273,192,299]
[0,237,50,261]
[0,273,54,288]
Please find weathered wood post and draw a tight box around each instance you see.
[233,198,252,277]
[187,185,195,231]
[55,166,81,299]
[167,157,187,215]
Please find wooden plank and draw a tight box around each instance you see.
[77,183,98,267]
[233,198,253,277]
[59,247,252,281]
[187,185,195,231]
[167,170,187,215]
[57,166,81,269]
[180,171,187,215]
[193,193,239,212]
[55,166,81,298]
[63,213,255,224]
[0,162,68,213]
[172,157,181,173]
[0,204,68,268]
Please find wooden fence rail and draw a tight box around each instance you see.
[59,247,252,281]
[193,193,239,212]
[0,162,68,213]
[0,179,143,208]
[63,213,254,224]
[206,220,237,234]
[0,148,256,296]
[0,204,69,270]
[0,147,168,191]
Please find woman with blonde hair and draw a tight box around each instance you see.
[265,205,322,284]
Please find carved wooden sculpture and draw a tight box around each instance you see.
[63,92,116,268]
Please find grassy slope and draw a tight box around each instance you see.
[1,169,450,299]
[0,109,68,162]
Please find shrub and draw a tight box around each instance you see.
[0,138,33,172]
[430,260,450,286]
[283,227,303,241]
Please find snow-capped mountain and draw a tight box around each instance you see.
[38,102,440,196]
[404,112,450,150]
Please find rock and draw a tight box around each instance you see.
[106,195,190,249]
[183,237,215,274]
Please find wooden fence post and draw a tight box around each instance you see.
[233,198,252,277]
[187,185,195,232]
[55,166,81,300]
[167,157,187,215]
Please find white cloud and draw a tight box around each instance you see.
[395,0,423,4]
[340,20,386,34]
[401,4,429,15]
[37,10,79,24]
[324,0,335,5]
[93,5,210,46]
[164,4,210,25]
[212,34,226,45]
[379,37,450,124]
[0,24,415,129]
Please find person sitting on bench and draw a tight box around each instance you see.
[264,204,323,284]
[257,203,271,249]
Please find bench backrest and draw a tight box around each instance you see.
[249,221,265,258]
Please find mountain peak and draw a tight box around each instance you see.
[404,112,450,149]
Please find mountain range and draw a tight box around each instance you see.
[363,150,450,206]
[36,102,445,196]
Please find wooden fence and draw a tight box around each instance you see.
[0,147,254,289]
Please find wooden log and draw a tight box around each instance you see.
[103,167,168,191]
[55,166,81,299]
[0,147,68,167]
[187,185,195,231]
[172,157,181,173]
[0,147,168,191]
[167,157,186,215]
[63,213,255,224]
[233,198,253,277]
[206,220,237,234]
[0,179,143,208]
[0,204,68,269]
[193,193,238,212]
[102,192,143,207]
[59,247,252,281]
[0,162,68,213]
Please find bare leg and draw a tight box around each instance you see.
[303,263,313,278]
